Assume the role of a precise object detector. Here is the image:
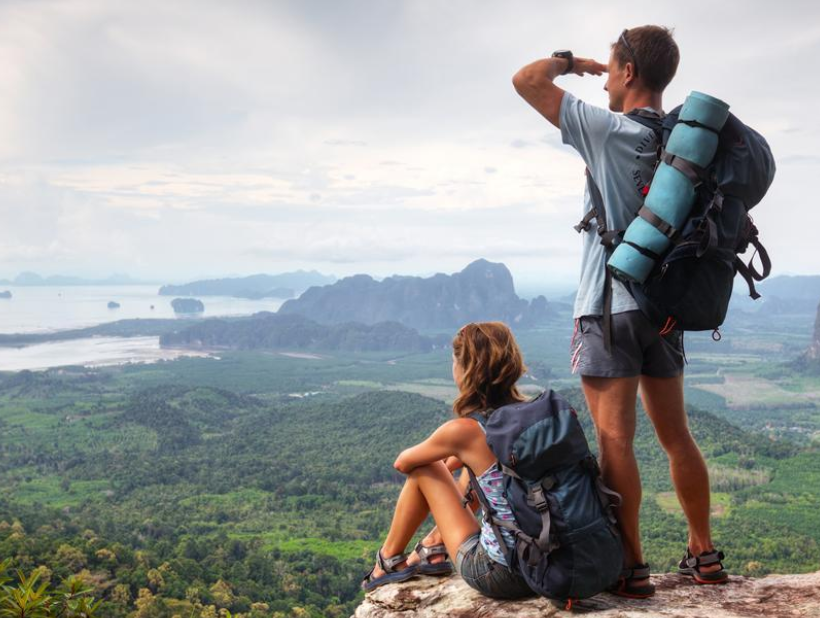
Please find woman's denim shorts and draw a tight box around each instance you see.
[454,532,535,599]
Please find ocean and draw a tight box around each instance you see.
[0,285,286,370]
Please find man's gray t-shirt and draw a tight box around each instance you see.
[559,92,660,319]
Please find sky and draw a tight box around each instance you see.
[0,0,817,295]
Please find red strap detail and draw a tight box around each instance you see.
[641,184,651,196]
[659,317,677,336]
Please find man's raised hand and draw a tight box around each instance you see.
[571,58,607,77]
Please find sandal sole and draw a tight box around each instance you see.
[417,564,454,576]
[361,567,418,592]
[692,574,729,585]
[678,570,729,585]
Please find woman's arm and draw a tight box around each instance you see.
[393,419,474,475]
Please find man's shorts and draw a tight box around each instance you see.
[570,310,685,378]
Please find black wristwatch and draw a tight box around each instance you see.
[551,50,574,75]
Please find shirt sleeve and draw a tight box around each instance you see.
[559,92,620,174]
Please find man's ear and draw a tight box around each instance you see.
[623,62,637,87]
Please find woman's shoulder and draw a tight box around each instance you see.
[436,417,485,443]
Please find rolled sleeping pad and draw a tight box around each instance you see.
[607,92,730,283]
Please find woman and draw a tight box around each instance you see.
[361,322,535,599]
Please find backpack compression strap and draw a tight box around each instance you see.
[500,464,560,567]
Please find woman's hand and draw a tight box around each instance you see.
[444,456,464,472]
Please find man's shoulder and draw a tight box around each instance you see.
[561,92,650,142]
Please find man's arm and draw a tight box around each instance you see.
[512,56,607,128]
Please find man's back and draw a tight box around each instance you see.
[559,92,660,319]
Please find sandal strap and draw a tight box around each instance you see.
[622,563,651,580]
[377,549,408,573]
[683,549,725,569]
[413,541,447,563]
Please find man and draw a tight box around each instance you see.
[512,26,728,597]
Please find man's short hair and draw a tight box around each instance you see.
[613,25,680,93]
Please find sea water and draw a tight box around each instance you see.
[0,285,287,370]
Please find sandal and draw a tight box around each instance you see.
[678,548,728,584]
[607,563,655,599]
[361,549,418,592]
[411,540,453,576]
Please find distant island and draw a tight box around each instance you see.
[158,271,335,299]
[172,298,205,314]
[160,312,448,353]
[0,291,10,299]
[107,301,121,309]
[278,258,556,329]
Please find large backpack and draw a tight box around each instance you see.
[575,105,775,346]
[466,390,623,602]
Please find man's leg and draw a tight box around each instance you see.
[639,373,720,574]
[581,375,646,577]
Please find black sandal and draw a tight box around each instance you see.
[361,549,418,592]
[678,548,728,584]
[411,540,453,576]
[607,563,655,599]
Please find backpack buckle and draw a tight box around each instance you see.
[530,486,550,512]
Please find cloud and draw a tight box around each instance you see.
[0,0,816,282]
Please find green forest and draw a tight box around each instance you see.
[1,324,819,617]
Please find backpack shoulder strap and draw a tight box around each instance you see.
[465,464,516,567]
[466,410,488,428]
[625,107,664,142]
[582,169,619,355]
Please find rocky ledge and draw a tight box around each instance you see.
[353,570,820,618]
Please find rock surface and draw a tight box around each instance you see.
[352,570,820,618]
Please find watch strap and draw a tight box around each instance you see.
[552,50,574,75]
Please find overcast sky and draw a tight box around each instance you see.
[0,0,817,293]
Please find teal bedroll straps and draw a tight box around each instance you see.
[607,91,730,283]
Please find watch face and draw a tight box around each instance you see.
[553,50,571,57]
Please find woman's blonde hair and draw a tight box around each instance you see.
[451,321,527,417]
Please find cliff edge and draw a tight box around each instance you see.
[353,570,820,618]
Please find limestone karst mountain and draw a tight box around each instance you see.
[791,300,820,374]
[279,259,555,330]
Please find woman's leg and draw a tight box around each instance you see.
[372,461,480,578]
